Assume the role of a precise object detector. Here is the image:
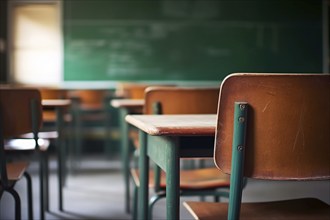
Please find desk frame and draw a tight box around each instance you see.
[111,99,144,213]
[126,114,216,220]
[42,99,71,213]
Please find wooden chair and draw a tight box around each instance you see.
[39,87,71,212]
[131,86,232,219]
[11,87,71,212]
[124,84,176,147]
[39,87,70,123]
[68,89,113,168]
[184,73,330,219]
[0,88,44,220]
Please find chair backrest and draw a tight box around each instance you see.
[214,73,330,180]
[143,86,220,192]
[0,88,42,138]
[144,86,219,115]
[116,83,177,100]
[39,88,68,99]
[116,83,150,99]
[68,89,111,109]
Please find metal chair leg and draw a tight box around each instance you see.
[44,152,49,212]
[39,151,45,220]
[7,188,21,220]
[23,172,33,220]
[132,185,138,220]
[148,191,166,220]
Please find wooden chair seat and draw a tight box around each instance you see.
[5,138,50,152]
[6,161,29,181]
[20,131,58,139]
[79,112,107,122]
[79,103,103,111]
[184,198,330,220]
[42,111,71,123]
[131,167,230,190]
[68,89,112,166]
[129,129,140,149]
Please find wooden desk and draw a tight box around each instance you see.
[42,99,71,212]
[125,114,216,219]
[110,99,144,213]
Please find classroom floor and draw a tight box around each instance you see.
[1,153,329,220]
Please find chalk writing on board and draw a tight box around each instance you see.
[63,0,323,81]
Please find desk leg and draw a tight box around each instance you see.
[56,108,64,211]
[138,131,149,220]
[166,139,180,220]
[39,150,45,220]
[119,108,130,213]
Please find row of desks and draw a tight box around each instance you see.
[111,99,216,219]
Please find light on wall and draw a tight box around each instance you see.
[12,3,61,85]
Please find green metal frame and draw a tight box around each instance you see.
[40,102,68,213]
[71,94,114,167]
[137,130,215,220]
[56,106,65,211]
[32,99,47,220]
[118,107,131,213]
[138,130,149,219]
[133,101,228,220]
[228,102,248,220]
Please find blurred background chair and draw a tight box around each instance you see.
[115,82,150,100]
[130,86,231,219]
[112,82,177,213]
[19,87,72,212]
[68,89,114,171]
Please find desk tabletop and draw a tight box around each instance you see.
[42,99,71,107]
[125,114,216,136]
[110,99,144,108]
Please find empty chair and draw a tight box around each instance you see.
[39,87,71,212]
[131,86,231,219]
[68,89,113,168]
[39,87,70,125]
[184,73,330,219]
[0,87,44,220]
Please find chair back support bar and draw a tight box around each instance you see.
[215,73,330,180]
[228,102,248,220]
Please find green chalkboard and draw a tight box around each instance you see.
[63,0,323,81]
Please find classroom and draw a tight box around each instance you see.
[0,0,329,219]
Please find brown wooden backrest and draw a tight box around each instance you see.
[68,89,110,109]
[39,88,68,99]
[144,86,219,114]
[214,73,330,180]
[116,83,150,99]
[0,87,42,138]
[117,83,177,99]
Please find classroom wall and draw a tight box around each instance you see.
[63,0,324,82]
[0,0,8,83]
